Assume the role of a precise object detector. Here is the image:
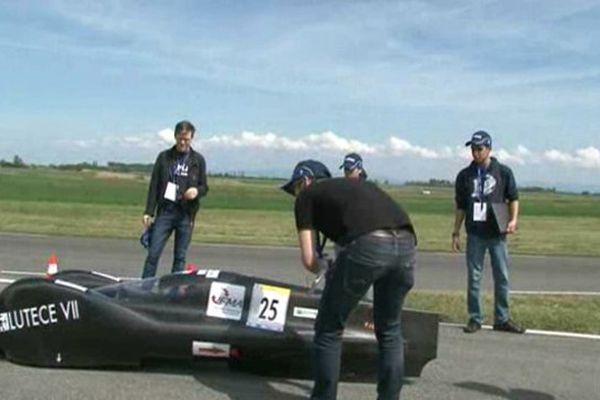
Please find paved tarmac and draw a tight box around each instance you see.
[1,233,599,293]
[1,233,599,399]
[0,324,598,400]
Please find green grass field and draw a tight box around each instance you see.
[406,290,600,334]
[1,167,600,256]
[2,167,600,333]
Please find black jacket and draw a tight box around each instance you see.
[454,157,518,237]
[144,146,208,218]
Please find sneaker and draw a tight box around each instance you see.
[463,320,481,333]
[493,319,526,334]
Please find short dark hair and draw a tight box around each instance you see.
[174,120,196,137]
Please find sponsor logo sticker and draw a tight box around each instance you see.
[206,282,245,321]
[206,269,220,279]
[192,341,231,358]
[293,307,318,320]
[196,269,220,278]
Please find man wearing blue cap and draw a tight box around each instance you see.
[339,152,368,181]
[452,131,524,334]
[282,159,416,400]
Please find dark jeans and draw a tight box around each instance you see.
[141,204,193,278]
[311,231,415,400]
[466,234,510,324]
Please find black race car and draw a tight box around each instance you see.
[0,268,438,381]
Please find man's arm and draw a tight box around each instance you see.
[197,155,209,198]
[504,165,519,234]
[506,200,519,234]
[451,208,466,252]
[452,170,467,252]
[297,229,320,273]
[143,154,162,226]
[183,154,208,200]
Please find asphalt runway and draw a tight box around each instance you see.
[1,233,599,293]
[0,325,598,400]
[1,233,599,399]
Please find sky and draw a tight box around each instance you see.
[1,0,599,191]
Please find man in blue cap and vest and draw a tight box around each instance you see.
[339,152,368,181]
[282,159,416,400]
[452,130,525,334]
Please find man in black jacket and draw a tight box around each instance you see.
[141,120,208,278]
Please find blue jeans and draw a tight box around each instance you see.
[141,204,193,278]
[466,234,510,324]
[311,231,415,400]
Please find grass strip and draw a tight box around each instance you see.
[406,290,600,335]
[2,200,600,256]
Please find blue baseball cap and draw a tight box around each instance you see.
[339,152,363,170]
[281,160,331,195]
[465,131,492,147]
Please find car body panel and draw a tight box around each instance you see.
[0,269,438,381]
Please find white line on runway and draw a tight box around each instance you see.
[511,290,600,296]
[0,278,15,284]
[1,270,45,276]
[441,322,600,341]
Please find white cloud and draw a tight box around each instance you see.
[70,129,171,150]
[304,131,378,154]
[387,137,441,159]
[66,128,600,173]
[201,131,377,154]
[576,146,600,168]
[495,148,526,166]
[204,131,308,151]
[543,146,600,169]
[158,128,175,144]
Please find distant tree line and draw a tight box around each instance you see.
[211,171,247,178]
[519,186,557,193]
[48,161,154,173]
[405,178,453,187]
[2,155,599,195]
[0,155,27,168]
[0,156,155,174]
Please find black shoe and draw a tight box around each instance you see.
[493,319,526,334]
[463,320,481,333]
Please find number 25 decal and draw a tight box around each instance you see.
[259,298,279,321]
[247,284,291,332]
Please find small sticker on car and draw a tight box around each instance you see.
[192,341,231,358]
[293,307,318,320]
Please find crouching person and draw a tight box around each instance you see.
[281,159,417,400]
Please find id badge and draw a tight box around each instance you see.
[473,202,487,222]
[164,182,178,202]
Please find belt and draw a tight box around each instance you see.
[368,228,412,239]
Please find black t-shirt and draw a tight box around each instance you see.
[294,178,415,244]
[454,157,518,237]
